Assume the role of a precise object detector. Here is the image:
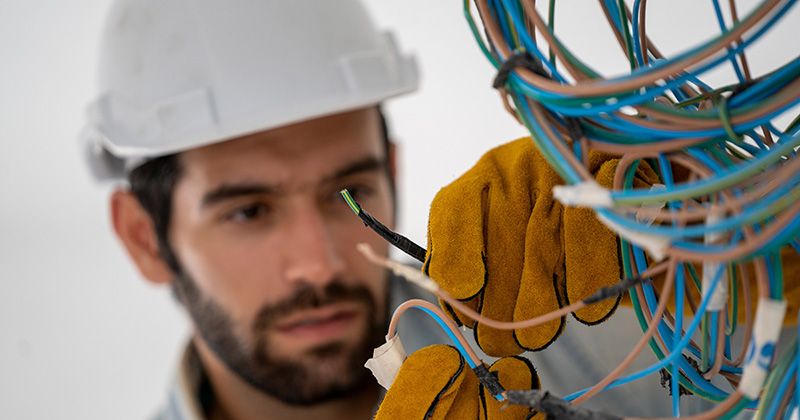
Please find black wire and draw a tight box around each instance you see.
[356,208,427,263]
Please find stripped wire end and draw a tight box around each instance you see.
[356,243,440,294]
[341,189,427,262]
[340,189,362,214]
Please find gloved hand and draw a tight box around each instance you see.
[374,344,543,420]
[425,137,659,357]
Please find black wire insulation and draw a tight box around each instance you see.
[356,208,427,263]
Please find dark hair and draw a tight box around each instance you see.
[128,108,394,274]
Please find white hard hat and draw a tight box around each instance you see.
[82,0,418,180]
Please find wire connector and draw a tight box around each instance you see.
[364,335,407,390]
[553,181,613,208]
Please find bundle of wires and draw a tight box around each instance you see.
[460,0,800,418]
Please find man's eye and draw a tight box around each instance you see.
[226,204,271,222]
[342,185,375,201]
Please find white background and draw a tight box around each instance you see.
[1,1,798,419]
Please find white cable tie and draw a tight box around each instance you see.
[552,181,613,208]
[597,213,671,261]
[740,298,787,399]
[634,184,666,226]
[702,205,729,311]
[364,335,407,390]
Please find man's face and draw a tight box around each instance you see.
[166,108,394,404]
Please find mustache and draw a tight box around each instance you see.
[251,281,376,332]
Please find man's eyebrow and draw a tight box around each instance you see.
[324,156,387,182]
[201,183,280,208]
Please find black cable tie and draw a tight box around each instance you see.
[506,389,622,420]
[357,208,427,263]
[582,275,643,305]
[493,50,549,89]
[473,364,505,397]
[564,115,585,143]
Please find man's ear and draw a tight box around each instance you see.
[110,190,174,285]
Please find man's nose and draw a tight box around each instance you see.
[282,206,346,287]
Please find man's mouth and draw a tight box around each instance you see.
[274,305,361,342]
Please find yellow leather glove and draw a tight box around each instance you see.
[425,137,659,357]
[375,345,543,420]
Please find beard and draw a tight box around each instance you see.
[171,270,388,406]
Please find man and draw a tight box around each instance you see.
[82,1,439,419]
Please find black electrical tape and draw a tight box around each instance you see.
[582,275,643,305]
[506,390,622,420]
[564,114,585,143]
[493,50,549,89]
[493,50,584,143]
[357,209,427,263]
[473,364,505,397]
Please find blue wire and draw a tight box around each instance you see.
[709,311,720,380]
[564,248,760,406]
[392,305,478,369]
[502,0,799,114]
[610,131,800,202]
[496,0,570,83]
[672,262,685,416]
[711,0,746,83]
[765,357,798,420]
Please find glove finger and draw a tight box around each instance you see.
[565,156,657,324]
[482,356,539,420]
[513,195,566,351]
[425,169,491,302]
[439,297,479,329]
[375,345,468,420]
[563,204,622,324]
[475,138,550,357]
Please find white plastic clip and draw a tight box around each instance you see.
[740,298,787,399]
[702,206,728,311]
[597,212,671,261]
[552,181,613,208]
[634,184,666,226]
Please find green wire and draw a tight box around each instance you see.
[464,0,500,69]
[754,339,798,420]
[718,96,743,143]
[340,189,361,214]
[701,313,711,372]
[718,397,753,420]
[726,263,738,337]
[786,112,800,134]
[616,0,636,70]
[770,250,784,300]
[614,134,800,206]
[619,181,726,402]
